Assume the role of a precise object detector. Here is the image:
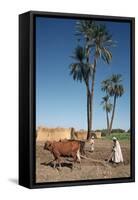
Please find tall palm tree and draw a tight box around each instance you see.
[90,24,113,138]
[101,74,124,134]
[76,21,114,139]
[76,20,95,138]
[76,20,96,41]
[70,45,93,135]
[101,95,112,134]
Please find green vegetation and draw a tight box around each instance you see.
[103,132,130,140]
[127,128,130,133]
[101,74,124,135]
[95,128,126,135]
[101,95,112,134]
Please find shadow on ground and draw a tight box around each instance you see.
[8,178,18,185]
[41,161,73,169]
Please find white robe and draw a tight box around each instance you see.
[89,139,95,151]
[112,141,123,163]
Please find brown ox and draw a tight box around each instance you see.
[44,140,81,170]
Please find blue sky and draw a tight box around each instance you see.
[36,17,130,131]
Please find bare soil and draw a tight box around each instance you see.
[36,139,130,183]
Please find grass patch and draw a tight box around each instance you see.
[103,132,130,140]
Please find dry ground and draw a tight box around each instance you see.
[36,139,130,183]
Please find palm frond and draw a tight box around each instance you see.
[101,74,124,97]
[101,95,112,112]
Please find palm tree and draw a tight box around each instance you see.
[76,20,95,138]
[101,74,124,134]
[101,95,112,134]
[70,45,93,135]
[76,21,114,139]
[90,24,113,138]
[76,20,96,41]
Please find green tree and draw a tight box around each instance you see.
[76,21,95,137]
[101,95,112,134]
[76,21,114,139]
[70,45,93,135]
[101,74,124,135]
[127,128,130,133]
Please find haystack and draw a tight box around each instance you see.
[71,131,87,140]
[91,132,101,139]
[36,126,72,142]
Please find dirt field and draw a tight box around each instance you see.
[36,139,130,183]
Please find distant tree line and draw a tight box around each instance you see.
[127,128,130,133]
[95,128,130,136]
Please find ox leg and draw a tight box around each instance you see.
[71,153,77,171]
[53,158,61,170]
[52,155,58,169]
[53,159,57,169]
[53,152,59,169]
[77,149,81,169]
[57,158,62,170]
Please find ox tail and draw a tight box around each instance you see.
[79,141,86,156]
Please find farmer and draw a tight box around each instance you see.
[108,137,123,163]
[89,136,95,152]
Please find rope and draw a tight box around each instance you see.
[80,155,109,167]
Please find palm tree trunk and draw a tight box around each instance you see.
[109,95,117,135]
[86,42,91,140]
[87,89,91,138]
[89,59,96,139]
[81,58,91,139]
[88,91,92,134]
[106,109,109,135]
[82,72,91,139]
